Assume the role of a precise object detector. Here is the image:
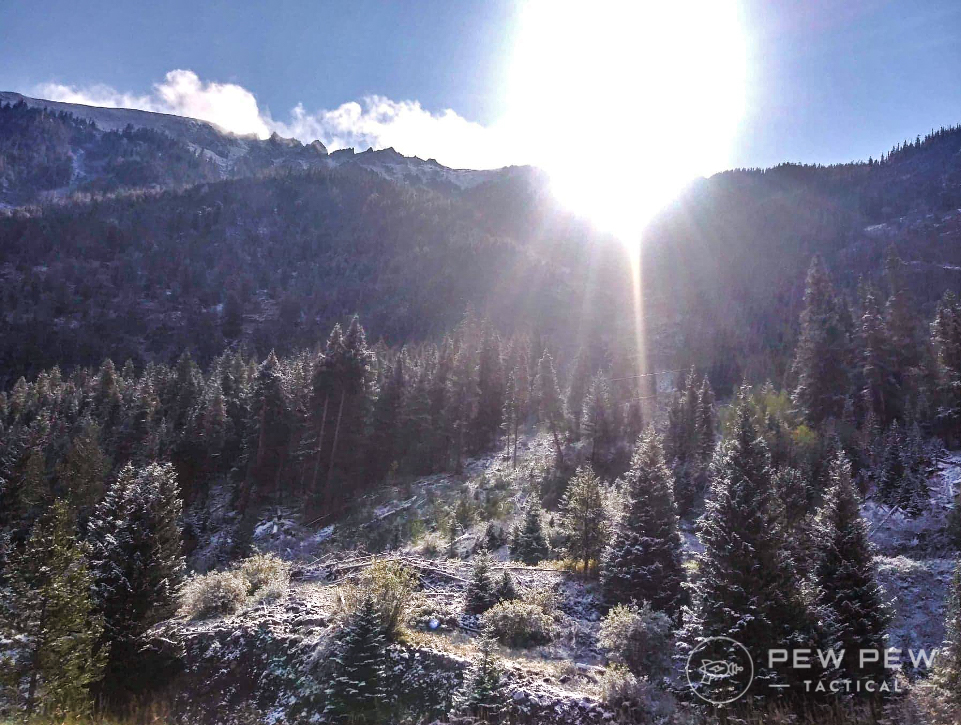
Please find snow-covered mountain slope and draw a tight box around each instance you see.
[0,91,518,202]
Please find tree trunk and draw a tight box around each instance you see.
[24,601,46,718]
[549,418,563,464]
[325,390,346,500]
[512,413,519,469]
[310,392,330,494]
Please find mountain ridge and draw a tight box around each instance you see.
[0,91,521,205]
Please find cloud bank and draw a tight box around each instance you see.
[35,70,516,170]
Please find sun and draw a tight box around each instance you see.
[504,0,747,242]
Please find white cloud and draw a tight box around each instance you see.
[34,70,516,170]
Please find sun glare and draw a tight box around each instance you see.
[505,0,747,242]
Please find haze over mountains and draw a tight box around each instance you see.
[2,92,961,391]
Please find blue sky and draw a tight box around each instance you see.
[3,0,961,172]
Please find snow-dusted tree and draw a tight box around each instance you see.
[581,374,618,466]
[877,422,930,515]
[466,550,498,614]
[813,452,891,688]
[2,500,106,720]
[323,593,389,724]
[566,349,592,441]
[494,570,518,603]
[534,351,565,463]
[935,560,961,705]
[452,635,507,723]
[859,288,901,427]
[681,393,819,696]
[559,465,609,573]
[510,499,549,565]
[601,429,685,615]
[792,256,852,427]
[56,419,109,512]
[470,325,505,454]
[87,463,184,698]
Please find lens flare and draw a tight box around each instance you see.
[506,0,747,242]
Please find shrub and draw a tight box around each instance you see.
[406,595,462,632]
[598,665,651,710]
[482,600,555,648]
[598,602,672,679]
[238,552,290,601]
[179,571,248,619]
[342,559,418,640]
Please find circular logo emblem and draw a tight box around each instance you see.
[685,636,754,705]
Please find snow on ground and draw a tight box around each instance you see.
[867,451,960,670]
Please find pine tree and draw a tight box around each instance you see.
[471,326,505,453]
[401,365,433,474]
[813,452,891,689]
[323,593,389,724]
[57,419,109,512]
[935,560,961,705]
[466,550,498,614]
[559,465,608,573]
[15,446,48,513]
[859,288,901,426]
[534,351,565,463]
[368,355,405,481]
[581,374,616,466]
[511,499,549,565]
[681,392,819,697]
[494,570,518,603]
[884,249,922,378]
[244,351,290,507]
[2,500,106,719]
[566,349,592,440]
[932,291,961,420]
[452,635,507,723]
[501,370,519,468]
[697,376,716,464]
[447,340,478,473]
[86,463,184,698]
[792,256,852,427]
[601,429,686,615]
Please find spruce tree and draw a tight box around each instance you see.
[601,429,686,615]
[494,570,518,603]
[466,550,498,614]
[323,593,389,724]
[534,351,565,463]
[452,635,507,723]
[2,500,106,720]
[681,392,819,697]
[566,349,592,441]
[932,291,961,418]
[57,419,109,512]
[792,256,852,427]
[559,465,608,573]
[501,370,519,468]
[244,351,290,507]
[471,325,505,453]
[697,376,716,464]
[859,289,901,426]
[87,463,184,698]
[813,452,891,689]
[511,499,549,565]
[581,374,616,466]
[935,560,961,705]
[368,355,405,481]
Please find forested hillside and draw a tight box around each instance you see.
[5,98,961,725]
